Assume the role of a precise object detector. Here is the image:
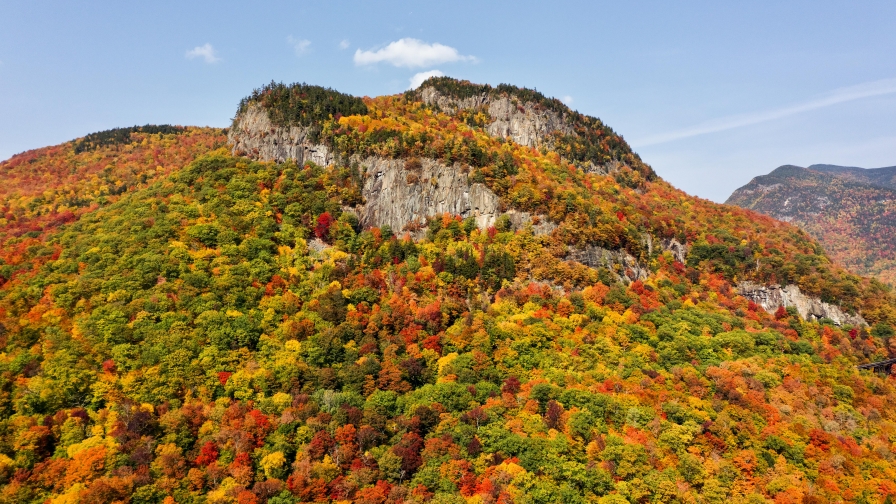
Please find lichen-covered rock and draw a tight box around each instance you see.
[662,238,689,264]
[484,97,575,148]
[567,245,650,283]
[419,88,574,149]
[417,86,489,115]
[228,103,332,165]
[357,157,499,234]
[355,156,559,238]
[737,281,866,326]
[501,209,558,236]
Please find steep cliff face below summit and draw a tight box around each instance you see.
[357,156,498,233]
[228,103,333,166]
[356,156,556,237]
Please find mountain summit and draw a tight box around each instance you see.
[726,163,896,286]
[1,78,895,502]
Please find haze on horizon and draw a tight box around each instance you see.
[1,0,894,203]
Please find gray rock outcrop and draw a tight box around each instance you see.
[484,97,575,148]
[418,88,574,149]
[356,156,556,237]
[567,245,650,283]
[358,157,499,234]
[566,236,693,284]
[662,238,689,264]
[418,87,626,175]
[737,281,866,326]
[417,87,490,115]
[639,234,689,264]
[228,103,333,166]
[501,210,558,236]
[227,94,656,277]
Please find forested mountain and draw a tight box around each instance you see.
[1,79,895,503]
[809,164,896,190]
[726,164,896,286]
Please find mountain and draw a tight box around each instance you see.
[809,164,896,190]
[1,78,895,503]
[726,163,896,286]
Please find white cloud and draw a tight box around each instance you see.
[185,43,220,64]
[409,70,445,90]
[636,77,896,146]
[354,38,476,68]
[562,95,573,105]
[339,39,350,50]
[287,36,311,56]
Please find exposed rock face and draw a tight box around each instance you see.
[567,245,650,283]
[417,87,489,115]
[419,88,574,149]
[358,157,498,233]
[228,92,650,275]
[501,210,558,236]
[640,234,689,265]
[662,238,689,264]
[566,238,694,284]
[228,103,333,166]
[419,87,625,175]
[484,97,575,148]
[356,156,556,237]
[737,281,866,326]
[307,238,329,253]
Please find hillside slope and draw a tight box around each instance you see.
[0,126,226,286]
[726,164,896,286]
[0,80,895,503]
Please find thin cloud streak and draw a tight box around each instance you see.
[636,78,896,146]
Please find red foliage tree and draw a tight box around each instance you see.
[315,212,335,240]
[195,441,219,467]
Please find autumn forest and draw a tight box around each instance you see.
[0,78,895,504]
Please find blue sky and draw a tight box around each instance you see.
[1,1,894,202]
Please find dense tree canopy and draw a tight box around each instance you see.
[0,85,895,503]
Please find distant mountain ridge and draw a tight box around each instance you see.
[808,164,896,190]
[726,163,896,285]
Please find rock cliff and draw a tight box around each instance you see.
[418,86,574,149]
[737,281,866,326]
[567,245,650,283]
[228,103,333,166]
[357,156,499,233]
[355,156,556,237]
